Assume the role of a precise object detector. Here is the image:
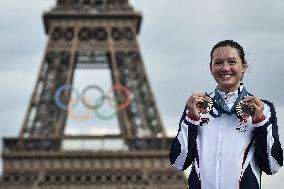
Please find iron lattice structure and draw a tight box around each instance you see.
[0,1,187,189]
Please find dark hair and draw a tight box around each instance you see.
[210,40,247,69]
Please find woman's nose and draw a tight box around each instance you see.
[221,62,230,71]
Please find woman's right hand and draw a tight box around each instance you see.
[186,93,204,118]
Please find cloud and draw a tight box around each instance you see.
[1,0,284,187]
[0,0,52,69]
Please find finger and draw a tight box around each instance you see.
[189,98,204,106]
[194,97,204,102]
[247,98,263,109]
[189,95,204,100]
[191,96,203,100]
[253,98,264,108]
[244,96,261,103]
[250,103,264,116]
[250,103,264,115]
[247,101,257,108]
[187,97,203,105]
[192,94,205,99]
[188,97,203,104]
[194,99,204,103]
[243,96,255,102]
[247,102,256,108]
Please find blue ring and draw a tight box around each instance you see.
[54,84,80,111]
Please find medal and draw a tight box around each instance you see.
[197,95,213,114]
[236,100,255,118]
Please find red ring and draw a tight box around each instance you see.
[107,83,132,111]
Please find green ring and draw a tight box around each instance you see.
[94,96,117,120]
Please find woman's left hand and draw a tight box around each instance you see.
[243,96,264,121]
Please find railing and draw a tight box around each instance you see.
[2,136,173,153]
[55,0,133,12]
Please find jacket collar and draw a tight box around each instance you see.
[211,84,248,117]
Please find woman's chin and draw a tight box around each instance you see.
[218,81,240,92]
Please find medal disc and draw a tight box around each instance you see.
[236,100,255,118]
[197,95,213,114]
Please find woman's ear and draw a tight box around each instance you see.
[210,64,213,75]
[242,63,248,72]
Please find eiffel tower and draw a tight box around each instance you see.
[0,1,187,189]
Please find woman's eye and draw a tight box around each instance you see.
[229,61,237,65]
[214,62,222,66]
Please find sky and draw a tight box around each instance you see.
[0,0,284,187]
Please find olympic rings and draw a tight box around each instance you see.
[54,83,132,121]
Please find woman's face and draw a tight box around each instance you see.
[211,46,248,92]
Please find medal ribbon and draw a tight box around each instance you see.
[213,85,249,118]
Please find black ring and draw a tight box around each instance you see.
[81,85,105,109]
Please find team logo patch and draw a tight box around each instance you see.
[200,118,210,126]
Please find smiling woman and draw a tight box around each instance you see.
[169,40,283,189]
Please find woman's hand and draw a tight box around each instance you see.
[243,96,264,121]
[186,93,204,118]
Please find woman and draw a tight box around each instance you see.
[169,40,283,189]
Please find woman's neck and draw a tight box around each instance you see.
[218,83,241,93]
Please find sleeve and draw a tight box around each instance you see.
[252,100,283,175]
[169,105,200,171]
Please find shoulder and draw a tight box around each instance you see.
[261,99,275,107]
[246,90,275,108]
[246,90,276,114]
[261,99,277,116]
